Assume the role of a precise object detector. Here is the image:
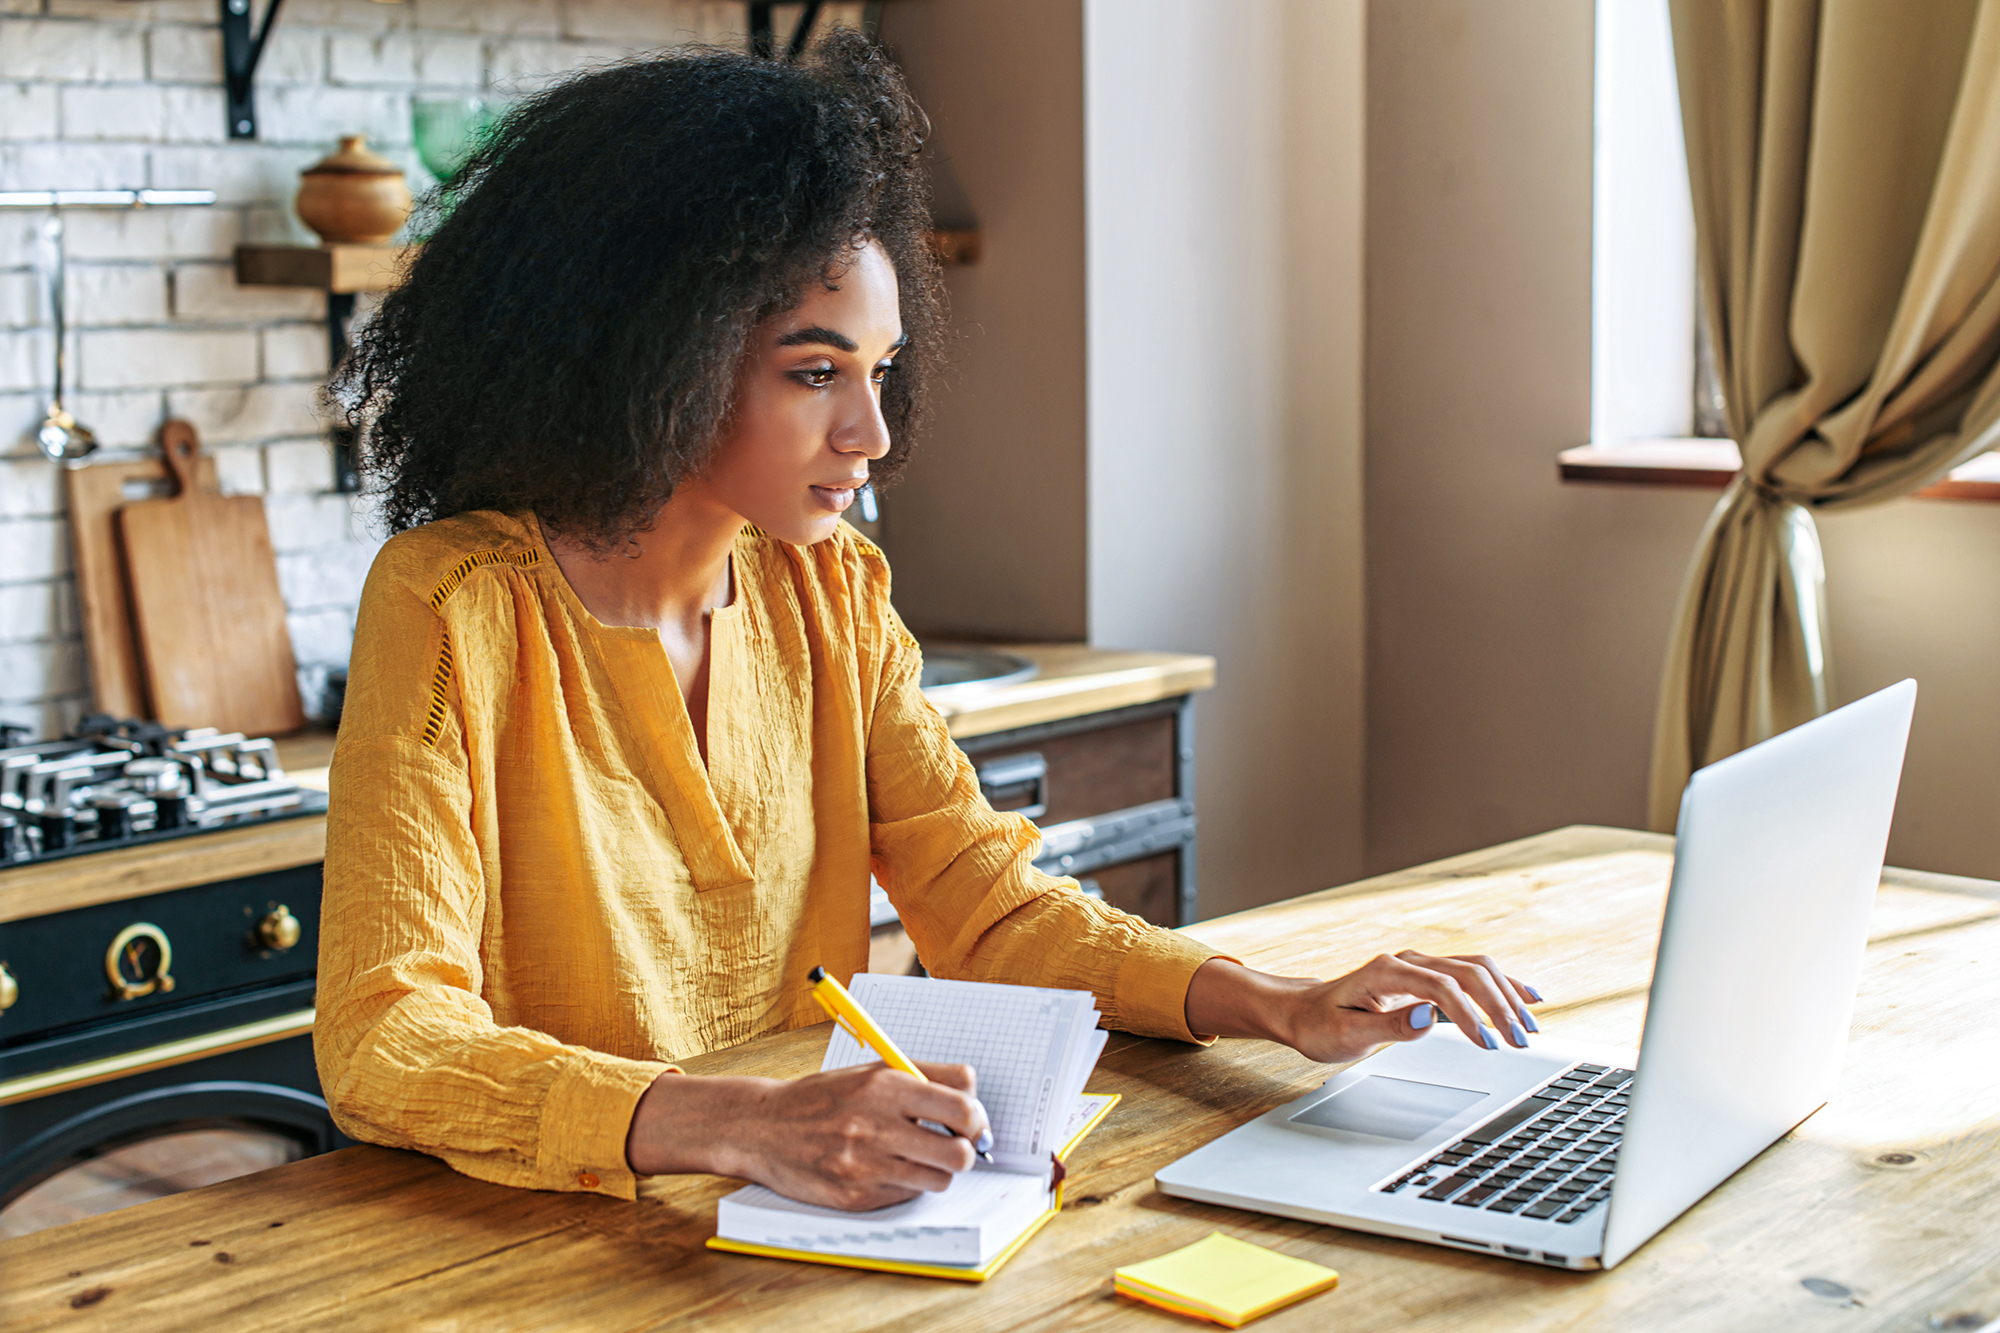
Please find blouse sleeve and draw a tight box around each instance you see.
[314,549,671,1200]
[853,546,1224,1042]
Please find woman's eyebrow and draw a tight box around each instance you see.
[775,325,859,352]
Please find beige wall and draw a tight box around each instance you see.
[1366,0,1663,873]
[1086,0,1368,917]
[881,0,1369,919]
[1818,502,2000,878]
[882,0,1997,908]
[873,0,1091,642]
[1364,0,2000,882]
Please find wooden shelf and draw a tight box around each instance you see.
[237,227,981,296]
[1557,439,2000,502]
[235,243,406,294]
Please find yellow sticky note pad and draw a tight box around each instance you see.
[1113,1232,1339,1328]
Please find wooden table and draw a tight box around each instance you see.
[3,826,1995,1332]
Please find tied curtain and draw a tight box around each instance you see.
[1650,0,2000,830]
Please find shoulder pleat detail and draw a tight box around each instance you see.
[420,634,455,750]
[429,548,542,611]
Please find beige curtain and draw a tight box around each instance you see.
[1650,0,2000,829]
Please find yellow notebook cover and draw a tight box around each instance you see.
[705,1091,1119,1283]
[1113,1231,1339,1328]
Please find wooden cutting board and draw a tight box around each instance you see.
[65,442,220,719]
[117,420,306,735]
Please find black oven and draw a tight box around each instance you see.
[0,861,343,1234]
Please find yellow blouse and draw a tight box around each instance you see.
[315,510,1219,1201]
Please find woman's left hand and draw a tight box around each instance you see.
[1183,953,1545,1066]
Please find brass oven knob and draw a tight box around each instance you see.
[258,905,302,952]
[0,963,17,1013]
[106,923,175,1002]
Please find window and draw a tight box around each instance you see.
[1565,0,2000,499]
[1589,0,1700,447]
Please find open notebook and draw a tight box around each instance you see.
[709,974,1116,1281]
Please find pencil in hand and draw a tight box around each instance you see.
[808,965,996,1161]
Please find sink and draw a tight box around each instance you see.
[919,645,1039,699]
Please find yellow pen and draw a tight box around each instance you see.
[808,965,994,1161]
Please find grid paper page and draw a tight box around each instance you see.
[821,975,1099,1157]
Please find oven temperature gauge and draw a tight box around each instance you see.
[105,922,176,1002]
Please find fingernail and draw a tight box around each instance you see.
[974,1128,994,1154]
[1410,1003,1435,1030]
[1508,1019,1528,1046]
[1525,985,1545,1003]
[1479,1024,1499,1050]
[1521,1010,1541,1034]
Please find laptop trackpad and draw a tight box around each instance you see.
[1289,1076,1488,1141]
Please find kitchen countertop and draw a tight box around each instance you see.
[0,644,1214,923]
[930,642,1214,739]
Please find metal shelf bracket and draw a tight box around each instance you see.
[222,0,287,140]
[747,0,824,60]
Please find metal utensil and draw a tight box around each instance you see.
[36,212,96,463]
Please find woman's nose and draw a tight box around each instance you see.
[836,386,892,460]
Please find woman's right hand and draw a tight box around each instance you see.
[624,1061,990,1211]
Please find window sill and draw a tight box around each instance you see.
[1557,440,2000,502]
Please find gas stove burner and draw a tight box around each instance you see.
[0,719,326,866]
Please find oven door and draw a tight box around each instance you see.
[0,1030,343,1235]
[0,859,341,1233]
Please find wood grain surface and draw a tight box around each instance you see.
[232,243,405,294]
[1555,441,2000,502]
[63,447,221,720]
[116,421,304,738]
[938,644,1215,739]
[0,817,326,926]
[3,826,1994,1332]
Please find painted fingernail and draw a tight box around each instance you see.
[1479,1024,1499,1051]
[1521,1010,1541,1034]
[1508,1019,1528,1046]
[1525,985,1545,1003]
[1410,1003,1435,1030]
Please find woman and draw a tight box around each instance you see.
[318,33,1542,1213]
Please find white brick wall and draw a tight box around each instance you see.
[0,0,860,734]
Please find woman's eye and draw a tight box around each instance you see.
[796,367,837,388]
[871,363,895,384]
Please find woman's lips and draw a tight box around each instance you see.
[810,484,858,513]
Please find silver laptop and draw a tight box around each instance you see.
[1155,679,1916,1270]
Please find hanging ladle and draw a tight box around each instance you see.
[35,211,96,463]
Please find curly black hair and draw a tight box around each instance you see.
[335,30,942,550]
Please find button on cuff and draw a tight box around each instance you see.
[537,1053,674,1200]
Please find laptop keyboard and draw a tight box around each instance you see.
[1378,1064,1635,1224]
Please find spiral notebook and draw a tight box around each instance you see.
[708,975,1116,1281]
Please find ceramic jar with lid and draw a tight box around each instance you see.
[295,135,412,245]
